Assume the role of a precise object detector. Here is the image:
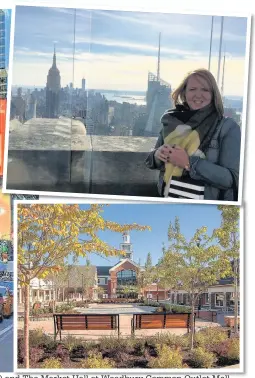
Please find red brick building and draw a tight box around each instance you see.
[96,233,239,310]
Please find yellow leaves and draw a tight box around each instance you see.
[18,204,151,286]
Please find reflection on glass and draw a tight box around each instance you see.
[8,6,77,191]
[11,7,76,125]
[117,269,137,286]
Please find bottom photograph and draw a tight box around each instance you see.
[16,202,241,372]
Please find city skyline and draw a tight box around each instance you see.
[12,6,249,96]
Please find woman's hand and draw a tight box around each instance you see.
[155,144,172,163]
[167,146,190,170]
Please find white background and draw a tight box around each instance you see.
[1,0,254,376]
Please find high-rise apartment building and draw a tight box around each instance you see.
[0,10,5,69]
[82,77,86,91]
[0,10,7,99]
[144,33,172,136]
[45,47,61,118]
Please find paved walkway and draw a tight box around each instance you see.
[76,304,156,314]
[18,303,220,340]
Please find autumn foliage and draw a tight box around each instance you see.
[18,203,150,368]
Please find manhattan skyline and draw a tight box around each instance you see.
[12,6,249,96]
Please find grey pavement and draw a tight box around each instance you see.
[76,304,156,314]
[0,317,13,372]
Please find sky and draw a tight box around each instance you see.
[11,6,249,96]
[76,203,226,267]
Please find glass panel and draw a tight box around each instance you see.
[117,269,137,285]
[215,293,224,307]
[7,6,75,191]
[71,8,92,193]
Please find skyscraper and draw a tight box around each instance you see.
[0,10,7,99]
[82,77,86,91]
[144,33,172,136]
[0,10,5,69]
[45,46,61,118]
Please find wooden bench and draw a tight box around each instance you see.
[131,312,192,336]
[53,313,120,340]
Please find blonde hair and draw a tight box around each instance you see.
[172,68,224,117]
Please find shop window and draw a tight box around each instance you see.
[215,293,224,307]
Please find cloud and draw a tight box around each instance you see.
[93,9,201,37]
[75,36,207,58]
[11,6,248,96]
[12,49,246,97]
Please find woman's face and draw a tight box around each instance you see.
[185,75,212,110]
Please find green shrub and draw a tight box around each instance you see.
[79,351,115,368]
[73,301,89,308]
[98,335,134,353]
[144,300,160,307]
[29,328,54,347]
[171,305,191,313]
[228,338,240,360]
[148,344,183,368]
[215,337,240,363]
[55,303,75,313]
[156,332,190,349]
[194,327,229,351]
[63,334,84,352]
[133,339,146,356]
[41,357,62,368]
[189,347,216,368]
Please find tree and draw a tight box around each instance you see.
[137,254,155,300]
[18,204,150,368]
[156,247,181,306]
[145,252,152,269]
[46,266,70,308]
[96,285,106,300]
[64,263,96,301]
[166,217,233,349]
[215,206,240,334]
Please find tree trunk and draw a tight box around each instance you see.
[234,258,239,334]
[169,290,172,312]
[24,284,30,368]
[190,300,195,350]
[52,288,56,313]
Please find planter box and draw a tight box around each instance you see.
[224,316,240,327]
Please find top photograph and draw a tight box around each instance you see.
[3,5,251,203]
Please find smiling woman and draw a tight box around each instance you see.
[145,68,241,201]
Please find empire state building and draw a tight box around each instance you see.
[45,47,61,118]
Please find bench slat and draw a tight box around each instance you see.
[54,314,119,334]
[132,313,191,332]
